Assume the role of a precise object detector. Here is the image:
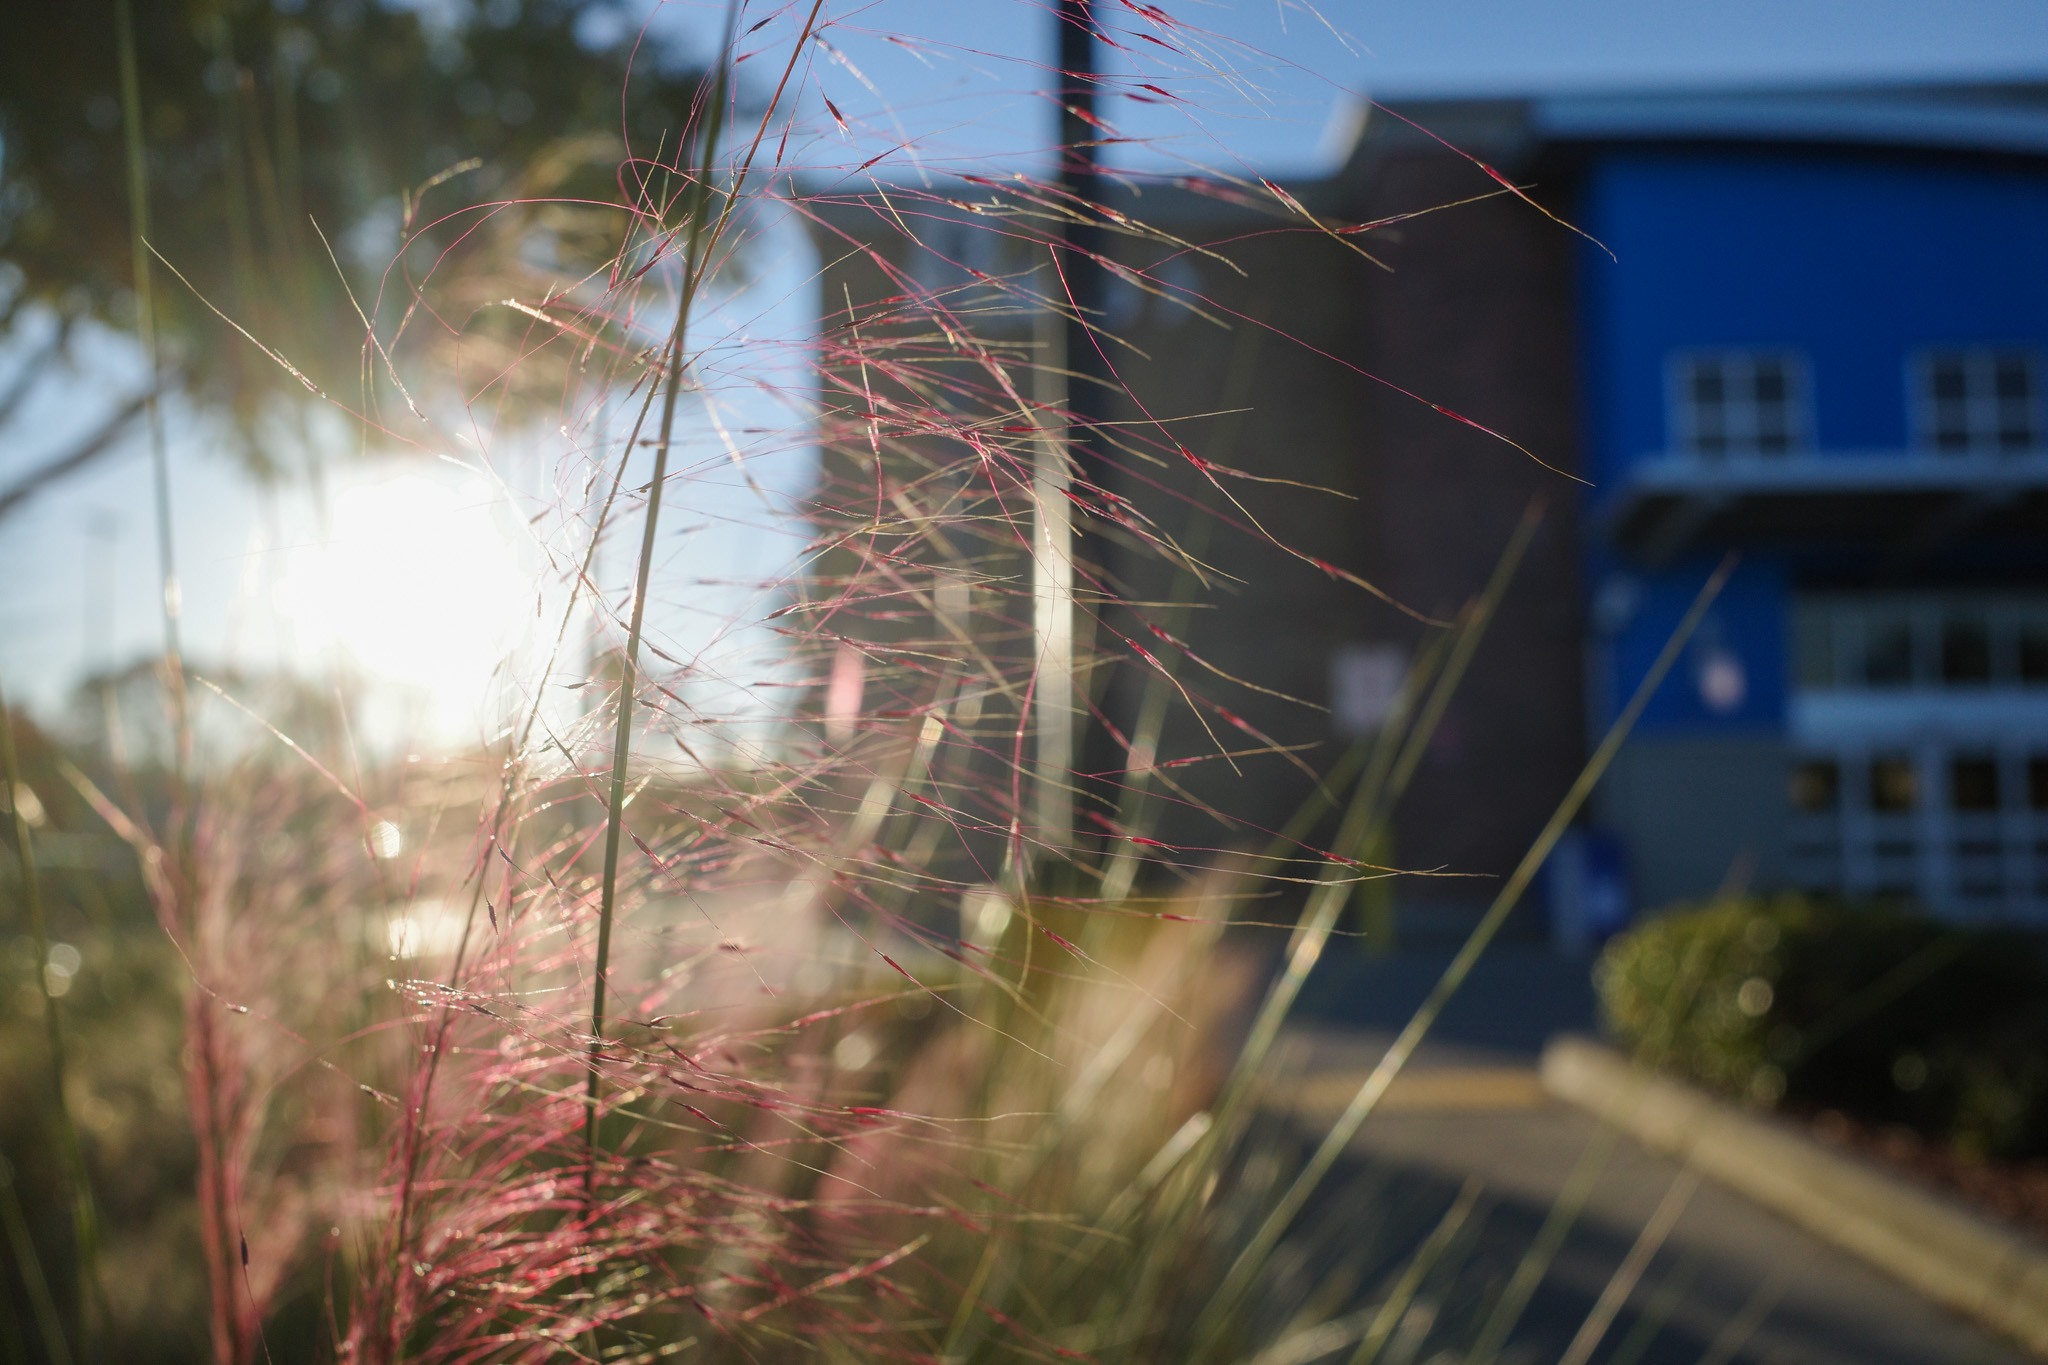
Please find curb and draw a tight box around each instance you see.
[1540,1034,2048,1359]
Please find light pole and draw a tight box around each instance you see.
[1032,0,1104,858]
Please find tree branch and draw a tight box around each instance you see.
[0,389,153,525]
[0,313,76,432]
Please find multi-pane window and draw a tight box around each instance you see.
[1915,350,2042,453]
[1792,591,2048,919]
[1795,594,2048,690]
[1670,352,1807,456]
[1787,746,2048,916]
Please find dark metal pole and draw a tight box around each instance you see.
[1056,0,1101,197]
[1055,0,1104,407]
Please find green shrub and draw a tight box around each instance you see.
[1596,894,2048,1159]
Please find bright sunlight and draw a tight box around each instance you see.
[271,467,531,746]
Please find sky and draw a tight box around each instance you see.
[6,0,2048,745]
[722,0,2048,179]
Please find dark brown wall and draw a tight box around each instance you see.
[1342,150,1588,907]
[807,145,1589,913]
[1097,148,1588,910]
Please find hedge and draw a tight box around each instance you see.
[1596,895,2048,1160]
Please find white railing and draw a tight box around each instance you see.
[1621,446,2048,493]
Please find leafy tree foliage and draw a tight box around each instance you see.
[0,0,709,466]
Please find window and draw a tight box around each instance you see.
[1671,352,1807,456]
[1916,350,2042,453]
[1788,747,2048,917]
[1790,759,1839,813]
[1863,614,1914,687]
[1951,755,2000,812]
[1791,595,2048,918]
[1941,614,1992,685]
[1871,754,1918,812]
[2021,615,2048,684]
[1797,593,2048,690]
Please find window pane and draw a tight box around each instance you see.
[1941,616,1992,684]
[2020,620,2048,683]
[1872,755,1917,812]
[1793,605,1835,688]
[1791,759,1839,812]
[1864,618,1915,686]
[1922,352,2040,451]
[1951,755,2000,811]
[1677,353,1804,455]
[1995,358,2033,400]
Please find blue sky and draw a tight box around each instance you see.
[656,0,2048,179]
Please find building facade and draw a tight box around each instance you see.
[810,83,2048,933]
[1540,89,2048,921]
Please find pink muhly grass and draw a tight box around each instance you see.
[39,2,1724,1361]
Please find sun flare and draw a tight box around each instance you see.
[273,469,531,745]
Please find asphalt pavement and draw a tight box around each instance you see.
[1272,945,2036,1365]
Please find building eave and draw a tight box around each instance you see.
[1531,88,2048,157]
[1599,451,2048,563]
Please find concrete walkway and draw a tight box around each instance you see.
[1278,946,2035,1364]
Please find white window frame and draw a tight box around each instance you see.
[1666,349,1813,458]
[1793,591,2048,692]
[1786,740,2048,922]
[1791,589,2048,920]
[1908,347,2045,455]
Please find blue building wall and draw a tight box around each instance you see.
[1578,149,2048,739]
[1581,151,2048,484]
[1594,554,1791,733]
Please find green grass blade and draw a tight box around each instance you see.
[584,0,832,1188]
[0,1158,71,1365]
[1556,1166,1701,1365]
[1194,554,1737,1359]
[1207,503,1543,1155]
[1605,1250,1703,1365]
[1346,1176,1484,1365]
[114,0,189,783]
[1,689,102,1359]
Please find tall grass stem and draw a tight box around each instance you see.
[1555,1167,1702,1365]
[1,686,104,1357]
[1209,502,1544,1154]
[113,0,190,782]
[585,0,829,1181]
[0,1157,72,1365]
[1197,555,1737,1355]
[1346,1176,1483,1365]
